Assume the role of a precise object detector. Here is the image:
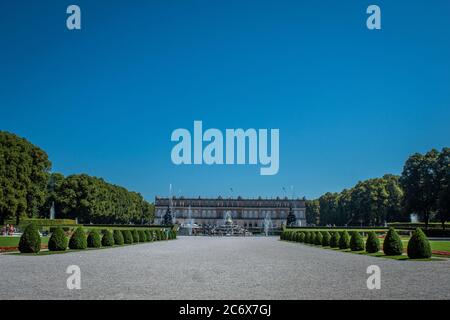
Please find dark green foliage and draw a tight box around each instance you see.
[113,229,124,245]
[298,232,305,243]
[314,232,323,245]
[138,230,147,242]
[0,132,51,225]
[18,223,41,253]
[383,228,403,256]
[286,206,297,227]
[87,230,101,248]
[330,231,340,248]
[69,227,87,250]
[311,232,317,244]
[321,231,331,246]
[304,232,311,244]
[407,228,432,259]
[101,230,114,247]
[350,232,365,251]
[132,229,140,243]
[365,231,380,253]
[122,230,133,244]
[48,227,68,251]
[144,230,151,242]
[339,231,350,249]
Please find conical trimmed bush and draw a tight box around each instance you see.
[321,231,331,246]
[102,230,114,247]
[315,232,323,245]
[339,230,350,249]
[113,230,124,245]
[138,230,147,242]
[407,228,431,259]
[122,230,133,244]
[298,232,305,243]
[330,231,340,248]
[48,227,68,251]
[350,231,364,251]
[365,231,380,253]
[69,227,87,250]
[132,230,140,243]
[19,223,41,253]
[383,228,403,256]
[87,230,101,248]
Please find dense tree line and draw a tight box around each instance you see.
[400,148,449,229]
[306,148,449,228]
[0,132,51,224]
[0,131,154,225]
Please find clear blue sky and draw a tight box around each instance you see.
[1,0,449,201]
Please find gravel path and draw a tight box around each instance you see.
[0,237,449,300]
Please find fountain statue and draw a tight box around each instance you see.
[263,212,273,236]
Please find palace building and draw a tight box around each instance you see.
[154,196,307,229]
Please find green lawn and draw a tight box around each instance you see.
[0,236,49,247]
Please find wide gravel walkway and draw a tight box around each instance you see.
[0,236,449,300]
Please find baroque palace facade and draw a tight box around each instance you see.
[154,196,307,229]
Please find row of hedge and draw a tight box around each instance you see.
[18,224,177,253]
[280,228,432,259]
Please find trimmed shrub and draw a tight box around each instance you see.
[339,231,350,249]
[132,230,140,243]
[48,227,68,251]
[87,230,101,248]
[314,232,323,245]
[365,231,380,253]
[138,230,147,242]
[383,228,403,256]
[145,230,153,242]
[122,230,133,244]
[102,230,114,247]
[19,223,42,253]
[298,232,305,243]
[330,231,340,248]
[350,231,365,251]
[309,232,316,244]
[304,232,311,244]
[321,231,331,246]
[407,228,431,259]
[113,229,124,245]
[69,227,87,250]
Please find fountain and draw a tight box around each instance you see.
[263,212,273,236]
[180,206,200,236]
[211,211,251,236]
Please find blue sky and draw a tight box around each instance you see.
[1,0,449,201]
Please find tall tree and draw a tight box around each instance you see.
[437,148,450,229]
[305,199,320,226]
[0,131,51,225]
[400,150,440,229]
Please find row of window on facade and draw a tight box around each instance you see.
[156,209,301,219]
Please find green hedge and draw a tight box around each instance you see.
[339,231,350,249]
[87,230,101,248]
[102,230,114,247]
[321,231,331,246]
[19,223,41,253]
[350,232,364,251]
[365,231,380,253]
[132,230,140,243]
[122,230,133,244]
[69,227,87,250]
[330,231,340,248]
[48,227,68,251]
[383,228,403,256]
[407,228,431,259]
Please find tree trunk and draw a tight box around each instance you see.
[424,211,429,231]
